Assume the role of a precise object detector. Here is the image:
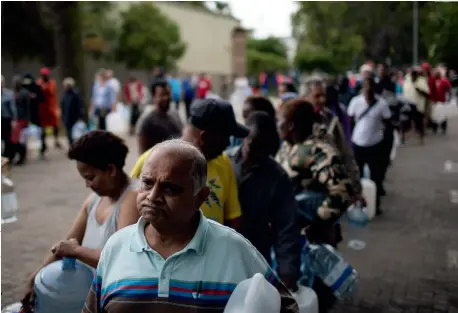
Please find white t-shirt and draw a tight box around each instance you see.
[347,95,391,147]
[402,76,429,113]
[109,78,121,95]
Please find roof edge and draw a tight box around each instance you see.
[161,2,240,23]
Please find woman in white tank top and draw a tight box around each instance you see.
[21,131,140,312]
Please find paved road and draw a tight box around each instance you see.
[2,120,458,312]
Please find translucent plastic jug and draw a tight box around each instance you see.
[224,273,281,313]
[292,285,318,313]
[361,178,376,220]
[71,120,88,141]
[25,124,42,151]
[1,175,19,224]
[347,201,369,250]
[106,109,129,137]
[34,258,94,313]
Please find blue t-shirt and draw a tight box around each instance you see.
[182,79,195,100]
[168,78,181,101]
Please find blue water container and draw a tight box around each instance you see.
[34,257,94,313]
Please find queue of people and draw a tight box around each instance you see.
[13,61,456,313]
[2,69,84,164]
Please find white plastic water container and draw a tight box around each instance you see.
[390,130,401,161]
[71,120,88,141]
[346,202,369,250]
[361,178,377,220]
[106,105,129,137]
[24,124,42,151]
[1,176,19,224]
[224,273,281,313]
[292,285,318,313]
[34,258,94,313]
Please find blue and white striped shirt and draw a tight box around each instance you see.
[83,213,298,313]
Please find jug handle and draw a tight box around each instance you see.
[62,257,76,270]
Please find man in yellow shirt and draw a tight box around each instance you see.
[131,99,248,230]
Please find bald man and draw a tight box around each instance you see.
[83,139,299,313]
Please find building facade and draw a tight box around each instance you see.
[114,1,247,87]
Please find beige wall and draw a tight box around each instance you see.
[115,2,241,76]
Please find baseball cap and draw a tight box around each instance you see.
[190,98,249,138]
[421,62,431,72]
[40,67,51,76]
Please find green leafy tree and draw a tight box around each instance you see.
[213,2,231,15]
[80,1,118,60]
[294,48,336,73]
[421,2,458,70]
[246,37,289,75]
[247,50,289,76]
[247,37,289,60]
[291,2,441,70]
[114,2,186,70]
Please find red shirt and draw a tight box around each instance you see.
[427,75,439,103]
[123,80,143,104]
[435,77,451,103]
[196,77,212,99]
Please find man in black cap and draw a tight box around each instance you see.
[131,98,248,230]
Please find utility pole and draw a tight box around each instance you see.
[413,1,419,65]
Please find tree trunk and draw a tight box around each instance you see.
[42,2,86,105]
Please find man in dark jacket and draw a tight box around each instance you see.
[22,73,44,128]
[60,77,84,146]
[11,75,31,164]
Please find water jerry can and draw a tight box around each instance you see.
[34,258,93,313]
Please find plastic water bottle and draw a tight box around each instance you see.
[1,175,19,224]
[34,257,94,313]
[346,201,369,250]
[71,120,88,141]
[224,273,281,313]
[304,244,359,300]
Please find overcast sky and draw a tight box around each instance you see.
[229,0,298,39]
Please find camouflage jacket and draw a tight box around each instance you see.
[314,107,362,195]
[276,138,354,218]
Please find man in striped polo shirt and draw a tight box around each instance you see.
[83,139,298,313]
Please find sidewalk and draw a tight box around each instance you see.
[332,119,458,313]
